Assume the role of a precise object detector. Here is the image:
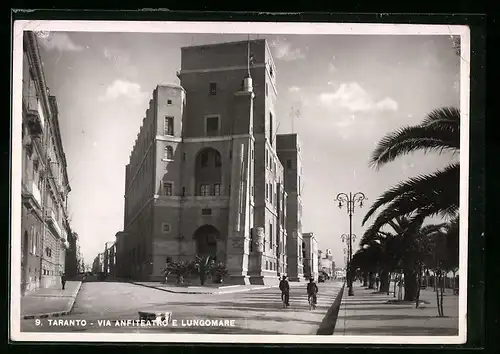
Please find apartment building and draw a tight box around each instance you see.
[115,39,303,285]
[21,31,71,294]
[302,232,319,281]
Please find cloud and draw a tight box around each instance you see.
[37,32,84,52]
[318,82,399,113]
[288,86,301,93]
[328,62,337,73]
[99,79,149,103]
[103,47,138,77]
[269,38,305,61]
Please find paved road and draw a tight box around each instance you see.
[21,281,344,335]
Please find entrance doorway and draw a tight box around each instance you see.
[194,225,220,261]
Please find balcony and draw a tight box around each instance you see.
[45,208,62,238]
[22,180,42,210]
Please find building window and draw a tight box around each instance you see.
[251,149,254,160]
[214,183,221,196]
[164,146,173,160]
[206,116,219,136]
[162,223,171,234]
[209,82,217,95]
[199,184,211,196]
[201,208,212,216]
[163,182,173,196]
[214,153,222,167]
[269,223,273,249]
[286,159,292,169]
[164,116,174,136]
[201,151,209,167]
[265,83,268,96]
[270,183,273,204]
[265,184,268,199]
[265,150,268,168]
[167,99,172,105]
[249,228,253,252]
[265,260,268,270]
[269,112,273,142]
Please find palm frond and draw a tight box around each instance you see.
[362,163,459,225]
[420,107,461,126]
[369,107,460,169]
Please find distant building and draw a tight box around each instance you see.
[21,31,71,294]
[92,253,105,273]
[318,248,335,278]
[114,39,303,285]
[302,233,318,281]
[103,242,116,276]
[65,232,80,277]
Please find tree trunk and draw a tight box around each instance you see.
[200,274,206,286]
[415,267,422,308]
[436,271,442,316]
[403,269,418,302]
[379,269,390,293]
[368,272,375,289]
[440,273,445,316]
[393,274,397,298]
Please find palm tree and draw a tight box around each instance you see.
[362,107,460,231]
[360,215,426,301]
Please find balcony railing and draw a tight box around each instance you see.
[22,179,42,209]
[23,95,45,136]
[45,208,62,238]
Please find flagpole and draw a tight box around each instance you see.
[247,34,250,77]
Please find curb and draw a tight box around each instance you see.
[317,282,346,335]
[129,281,280,295]
[22,281,83,320]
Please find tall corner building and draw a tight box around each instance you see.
[116,39,303,285]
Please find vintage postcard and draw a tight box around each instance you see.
[10,19,470,344]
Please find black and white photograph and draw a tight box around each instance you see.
[10,20,470,344]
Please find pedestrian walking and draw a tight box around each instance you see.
[375,275,380,290]
[61,273,67,290]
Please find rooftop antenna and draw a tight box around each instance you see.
[246,34,251,78]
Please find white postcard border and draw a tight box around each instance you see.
[10,20,471,345]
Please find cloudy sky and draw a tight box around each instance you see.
[34,30,460,268]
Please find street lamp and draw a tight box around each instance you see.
[341,233,356,263]
[335,192,367,296]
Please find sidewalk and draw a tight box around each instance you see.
[334,283,459,336]
[130,280,306,295]
[21,281,82,319]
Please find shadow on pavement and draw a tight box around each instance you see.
[338,314,459,321]
[338,305,423,311]
[335,326,458,336]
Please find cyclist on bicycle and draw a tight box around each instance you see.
[279,275,290,307]
[307,277,319,307]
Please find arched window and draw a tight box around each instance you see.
[164,146,173,160]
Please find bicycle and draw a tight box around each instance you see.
[308,294,317,310]
[281,292,289,308]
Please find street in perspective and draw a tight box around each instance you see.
[15,23,465,340]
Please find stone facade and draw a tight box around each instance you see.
[115,39,302,285]
[276,134,304,281]
[21,31,71,294]
[302,232,319,281]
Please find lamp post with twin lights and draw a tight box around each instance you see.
[335,192,367,296]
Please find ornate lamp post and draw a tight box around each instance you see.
[335,192,367,296]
